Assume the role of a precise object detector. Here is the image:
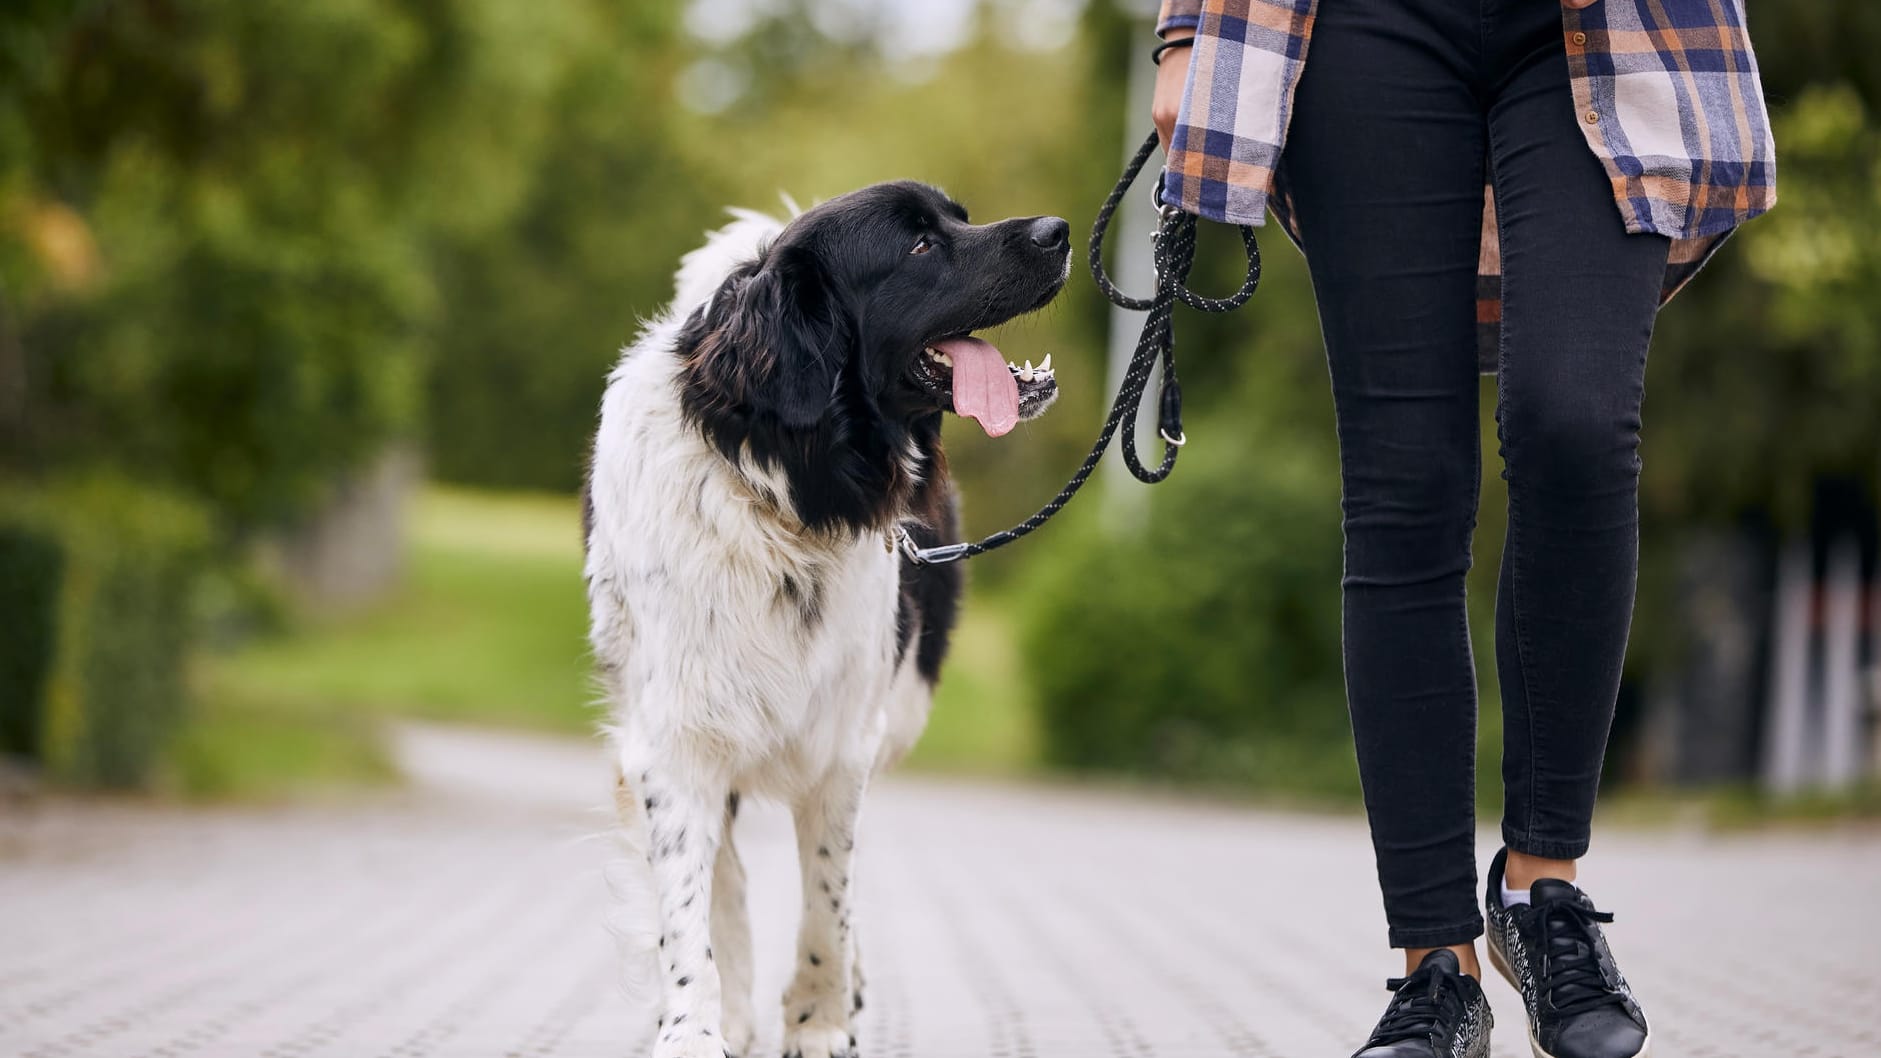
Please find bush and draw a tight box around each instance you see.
[0,477,208,787]
[0,523,61,759]
[1015,434,1360,799]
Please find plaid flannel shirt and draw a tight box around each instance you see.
[1157,0,1777,369]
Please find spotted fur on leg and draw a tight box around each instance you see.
[782,769,867,1058]
[848,922,865,1016]
[628,760,733,1058]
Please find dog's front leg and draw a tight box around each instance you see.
[634,764,733,1058]
[711,794,755,1058]
[782,767,867,1058]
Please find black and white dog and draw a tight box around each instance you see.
[585,182,1068,1058]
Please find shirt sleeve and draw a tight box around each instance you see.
[1156,0,1203,37]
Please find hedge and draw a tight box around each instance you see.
[0,477,209,787]
[0,524,62,759]
[1015,435,1362,799]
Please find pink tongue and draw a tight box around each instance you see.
[935,336,1019,438]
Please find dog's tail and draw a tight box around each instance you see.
[670,205,791,318]
[604,770,663,1007]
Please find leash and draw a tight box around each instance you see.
[895,130,1262,566]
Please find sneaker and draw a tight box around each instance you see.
[1352,948,1493,1058]
[1485,848,1651,1058]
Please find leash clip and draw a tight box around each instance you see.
[1152,172,1182,222]
[894,526,970,566]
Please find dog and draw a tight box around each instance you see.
[584,182,1069,1058]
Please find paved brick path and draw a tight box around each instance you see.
[2,726,1877,1058]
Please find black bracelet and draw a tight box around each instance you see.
[1151,36,1196,66]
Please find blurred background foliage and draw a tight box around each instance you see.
[0,0,1875,806]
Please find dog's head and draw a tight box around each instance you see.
[678,181,1070,530]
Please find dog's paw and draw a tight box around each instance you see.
[782,1022,858,1058]
[719,1015,754,1058]
[650,1022,731,1058]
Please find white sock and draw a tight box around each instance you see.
[1500,881,1531,907]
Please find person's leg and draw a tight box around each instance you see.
[1485,0,1669,879]
[1480,6,1662,1054]
[1280,0,1489,969]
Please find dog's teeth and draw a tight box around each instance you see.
[1040,354,1052,372]
[1020,368,1035,382]
[938,353,951,367]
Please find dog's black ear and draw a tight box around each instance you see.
[684,250,847,430]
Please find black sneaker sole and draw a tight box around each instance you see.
[1486,943,1652,1058]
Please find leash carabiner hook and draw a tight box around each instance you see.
[896,525,971,567]
[1152,171,1183,223]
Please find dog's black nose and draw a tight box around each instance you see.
[1029,217,1070,250]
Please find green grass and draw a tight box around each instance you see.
[904,600,1040,774]
[191,486,1041,795]
[167,688,398,800]
[180,487,1879,824]
[211,488,595,732]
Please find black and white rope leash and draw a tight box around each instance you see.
[895,130,1263,566]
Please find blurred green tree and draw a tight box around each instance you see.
[1,0,659,532]
[1642,86,1881,531]
[0,0,716,784]
[1,0,1873,794]
[424,3,727,491]
[1752,1,1881,112]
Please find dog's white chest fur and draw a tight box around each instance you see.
[586,356,903,786]
[584,211,923,799]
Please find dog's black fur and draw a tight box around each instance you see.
[894,466,963,684]
[674,181,1068,535]
[666,182,1067,689]
[583,182,1065,693]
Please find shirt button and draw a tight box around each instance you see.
[1572,31,1587,46]
[1584,110,1600,124]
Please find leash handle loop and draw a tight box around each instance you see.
[901,131,1261,566]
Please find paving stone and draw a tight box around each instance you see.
[0,726,1875,1057]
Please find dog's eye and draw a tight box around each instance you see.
[909,236,934,256]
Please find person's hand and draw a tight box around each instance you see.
[1562,0,1597,8]
[1151,29,1195,151]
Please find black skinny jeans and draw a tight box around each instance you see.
[1280,0,1670,948]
